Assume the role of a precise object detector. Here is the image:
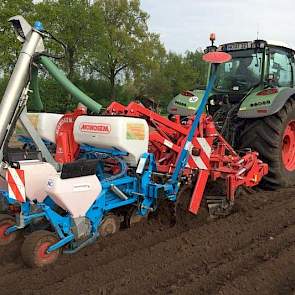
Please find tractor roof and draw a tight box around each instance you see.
[265,40,295,52]
[220,40,295,53]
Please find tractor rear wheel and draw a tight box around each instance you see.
[21,230,60,268]
[239,98,295,188]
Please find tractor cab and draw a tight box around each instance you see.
[168,38,295,118]
[214,40,295,94]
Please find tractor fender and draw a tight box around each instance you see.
[167,89,205,116]
[238,88,295,118]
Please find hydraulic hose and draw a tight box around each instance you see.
[38,56,102,113]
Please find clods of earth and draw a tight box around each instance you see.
[1,188,295,294]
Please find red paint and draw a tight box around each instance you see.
[0,223,10,242]
[7,169,25,202]
[282,120,295,171]
[202,52,232,64]
[189,170,209,214]
[181,90,195,97]
[105,100,268,217]
[80,123,111,134]
[55,106,87,163]
[37,241,58,265]
[257,88,278,96]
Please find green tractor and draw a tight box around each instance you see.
[168,37,295,188]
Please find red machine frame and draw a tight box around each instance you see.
[53,100,268,216]
[105,101,268,214]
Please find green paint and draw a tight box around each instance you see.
[173,89,205,111]
[30,66,44,111]
[239,87,288,111]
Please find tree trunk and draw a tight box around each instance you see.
[67,47,75,81]
[65,47,75,108]
[109,69,116,99]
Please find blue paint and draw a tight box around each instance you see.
[0,70,220,256]
[34,21,44,32]
[171,73,217,182]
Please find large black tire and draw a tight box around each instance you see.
[21,230,60,268]
[239,98,295,189]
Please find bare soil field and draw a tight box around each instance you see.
[1,188,295,295]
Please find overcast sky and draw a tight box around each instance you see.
[141,0,295,53]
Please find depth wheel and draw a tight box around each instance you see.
[0,214,20,246]
[124,207,146,228]
[21,230,60,268]
[240,98,295,188]
[99,214,120,237]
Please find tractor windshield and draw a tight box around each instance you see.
[214,49,263,93]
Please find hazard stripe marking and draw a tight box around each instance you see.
[191,156,207,170]
[197,137,211,158]
[187,157,198,169]
[163,139,173,149]
[7,168,26,202]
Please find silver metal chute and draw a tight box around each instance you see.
[0,16,45,163]
[8,16,34,43]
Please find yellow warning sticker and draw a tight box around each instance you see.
[127,123,145,140]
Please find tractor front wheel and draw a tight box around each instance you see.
[21,230,60,268]
[240,98,295,188]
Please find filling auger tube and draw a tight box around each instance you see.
[38,56,102,114]
[0,17,44,160]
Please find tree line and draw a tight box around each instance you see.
[0,0,208,113]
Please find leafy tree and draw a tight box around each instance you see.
[87,0,164,98]
[0,0,208,112]
[185,50,208,87]
[135,50,208,107]
[35,0,99,80]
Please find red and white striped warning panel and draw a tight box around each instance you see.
[186,137,212,170]
[6,168,26,203]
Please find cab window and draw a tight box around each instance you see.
[269,49,293,87]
